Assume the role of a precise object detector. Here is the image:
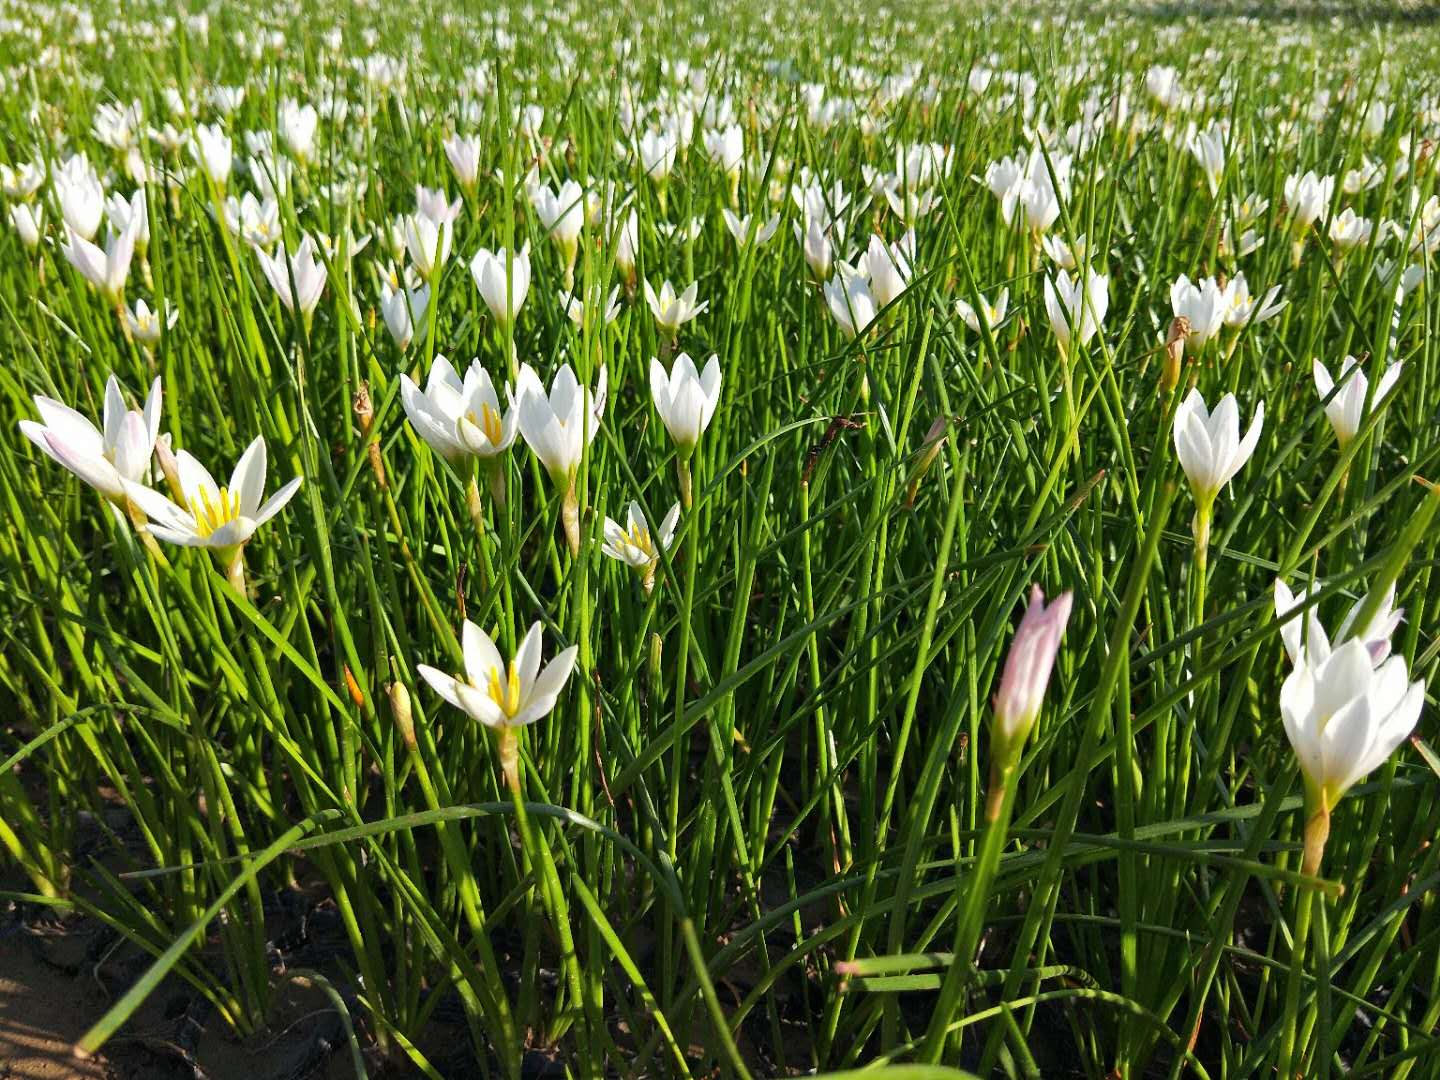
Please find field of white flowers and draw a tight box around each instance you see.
[3,0,1440,1075]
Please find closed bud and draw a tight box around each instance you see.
[388,680,416,750]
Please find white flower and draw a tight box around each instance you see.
[1043,267,1109,354]
[1,160,44,200]
[279,99,318,161]
[602,500,681,574]
[956,288,1009,334]
[703,124,744,174]
[1172,388,1264,504]
[224,193,282,249]
[53,155,105,240]
[650,352,721,455]
[19,374,162,504]
[125,436,302,552]
[125,298,178,347]
[60,219,140,302]
[444,133,483,190]
[470,244,532,328]
[1283,170,1334,231]
[1222,273,1286,328]
[380,281,431,350]
[414,185,463,226]
[1328,208,1373,251]
[191,123,234,186]
[402,212,454,281]
[8,202,43,248]
[1312,355,1403,447]
[104,189,148,252]
[1281,639,1423,808]
[401,355,518,464]
[1187,123,1227,196]
[860,232,913,309]
[1376,260,1425,300]
[1275,578,1403,670]
[1145,65,1183,109]
[1170,274,1227,347]
[531,179,586,257]
[559,286,622,327]
[612,208,639,277]
[257,235,328,318]
[795,217,836,280]
[636,128,677,180]
[824,271,877,338]
[721,209,779,247]
[643,279,708,335]
[418,620,577,730]
[516,362,608,485]
[1040,232,1089,271]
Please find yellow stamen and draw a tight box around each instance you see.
[463,402,505,448]
[486,660,522,717]
[627,521,654,556]
[191,485,240,539]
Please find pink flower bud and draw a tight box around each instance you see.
[993,585,1074,745]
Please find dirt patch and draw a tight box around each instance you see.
[1,926,358,1080]
[0,942,111,1080]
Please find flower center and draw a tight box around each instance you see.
[486,661,522,717]
[626,521,655,557]
[192,485,241,538]
[463,402,504,447]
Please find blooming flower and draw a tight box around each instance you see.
[9,202,43,248]
[860,232,914,309]
[257,235,328,319]
[279,99,318,162]
[400,354,518,464]
[516,361,608,488]
[823,271,877,338]
[795,217,836,280]
[19,374,162,505]
[191,123,234,187]
[380,281,431,350]
[1170,274,1227,348]
[1044,267,1109,355]
[1187,123,1227,196]
[1280,638,1423,811]
[125,435,302,554]
[1172,388,1264,506]
[956,288,1009,334]
[602,500,681,591]
[1283,173,1333,227]
[721,209,780,247]
[470,244,532,329]
[1312,355,1402,447]
[444,133,483,192]
[559,285,622,327]
[402,211,454,281]
[53,154,105,240]
[418,619,578,730]
[1221,273,1286,329]
[60,219,140,304]
[1328,208,1374,252]
[643,279,708,336]
[124,298,178,348]
[1275,578,1403,671]
[650,352,721,456]
[531,179,586,266]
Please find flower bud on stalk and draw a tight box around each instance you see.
[990,586,1075,788]
[1160,315,1189,395]
[388,680,416,752]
